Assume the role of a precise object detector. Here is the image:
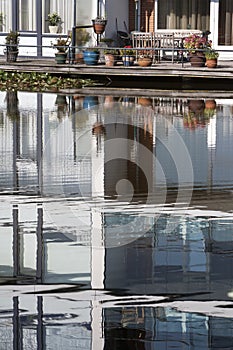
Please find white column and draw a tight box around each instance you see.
[91,132,105,290]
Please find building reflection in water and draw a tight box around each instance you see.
[0,92,233,348]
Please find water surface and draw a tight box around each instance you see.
[0,91,233,349]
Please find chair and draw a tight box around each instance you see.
[131,31,154,61]
[154,33,175,63]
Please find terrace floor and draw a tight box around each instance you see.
[1,57,233,90]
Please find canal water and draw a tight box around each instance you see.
[0,90,233,349]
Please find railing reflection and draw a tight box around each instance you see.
[1,295,233,349]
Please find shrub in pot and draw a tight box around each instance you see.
[204,49,219,68]
[4,30,20,62]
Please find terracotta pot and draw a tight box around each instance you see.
[205,99,216,110]
[138,57,153,67]
[104,54,116,66]
[92,122,106,135]
[206,58,217,68]
[92,20,107,34]
[75,52,84,64]
[138,97,152,107]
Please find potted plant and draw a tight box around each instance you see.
[104,48,119,66]
[51,36,71,64]
[75,28,91,63]
[83,47,100,65]
[137,49,153,67]
[47,12,62,33]
[4,30,20,62]
[120,46,136,66]
[204,49,219,68]
[183,34,212,67]
[92,16,107,34]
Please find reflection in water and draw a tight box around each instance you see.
[0,91,233,348]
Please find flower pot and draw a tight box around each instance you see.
[75,52,84,64]
[138,97,153,107]
[205,99,216,110]
[189,52,206,67]
[92,122,106,135]
[83,96,99,109]
[188,99,205,116]
[49,25,58,33]
[206,58,218,68]
[83,51,100,65]
[4,48,18,62]
[55,52,67,64]
[104,54,117,66]
[137,57,153,67]
[92,20,107,34]
[122,55,135,66]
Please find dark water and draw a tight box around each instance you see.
[0,91,233,349]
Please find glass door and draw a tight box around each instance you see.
[19,0,36,31]
[218,0,233,45]
[157,0,210,31]
[210,0,233,59]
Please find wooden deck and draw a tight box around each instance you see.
[1,57,233,90]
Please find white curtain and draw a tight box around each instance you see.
[0,0,12,32]
[158,0,210,31]
[43,0,74,34]
[19,0,36,31]
[219,0,233,45]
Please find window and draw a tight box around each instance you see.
[0,0,12,32]
[42,0,74,34]
[19,0,36,31]
[158,0,210,31]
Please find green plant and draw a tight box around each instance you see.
[120,45,136,56]
[138,48,153,58]
[5,30,20,51]
[84,47,100,53]
[92,16,107,24]
[47,12,62,26]
[204,49,219,59]
[104,48,119,55]
[75,28,91,46]
[183,34,211,53]
[52,36,71,53]
[100,37,114,45]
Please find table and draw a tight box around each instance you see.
[131,30,203,63]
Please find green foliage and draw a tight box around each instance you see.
[47,12,62,26]
[0,71,96,91]
[5,30,20,51]
[103,48,119,55]
[76,28,91,46]
[51,36,71,53]
[204,49,219,59]
[84,47,100,53]
[92,16,107,24]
